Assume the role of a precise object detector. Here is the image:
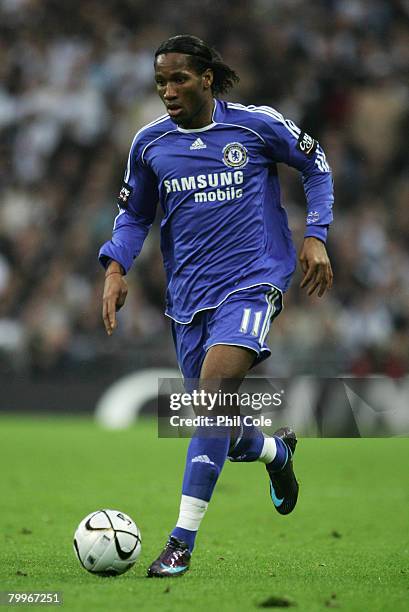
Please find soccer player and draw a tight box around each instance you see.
[99,35,333,577]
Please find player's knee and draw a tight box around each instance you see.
[201,345,255,383]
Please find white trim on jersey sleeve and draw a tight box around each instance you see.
[216,122,266,144]
[124,114,170,180]
[141,129,179,163]
[226,102,331,173]
[227,102,299,139]
[314,146,331,172]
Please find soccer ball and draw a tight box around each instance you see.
[73,509,141,576]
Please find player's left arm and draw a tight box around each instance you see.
[291,130,334,297]
[262,110,334,297]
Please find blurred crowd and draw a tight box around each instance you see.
[0,0,408,379]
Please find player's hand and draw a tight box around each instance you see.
[299,237,333,297]
[102,263,128,335]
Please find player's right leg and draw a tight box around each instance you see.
[147,343,254,578]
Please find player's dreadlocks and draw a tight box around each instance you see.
[154,35,239,96]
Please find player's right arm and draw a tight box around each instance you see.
[102,260,128,336]
[99,133,159,335]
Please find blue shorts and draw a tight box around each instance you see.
[171,285,283,380]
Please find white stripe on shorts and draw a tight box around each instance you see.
[259,289,279,345]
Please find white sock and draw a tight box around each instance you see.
[258,436,278,464]
[176,494,209,531]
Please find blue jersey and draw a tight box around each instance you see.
[99,99,334,323]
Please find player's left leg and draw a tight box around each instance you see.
[208,287,298,515]
[229,422,299,514]
[147,344,254,578]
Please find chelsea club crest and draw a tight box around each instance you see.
[222,142,248,169]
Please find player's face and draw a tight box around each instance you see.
[154,53,214,129]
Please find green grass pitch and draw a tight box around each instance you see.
[1,416,408,611]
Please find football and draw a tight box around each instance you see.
[73,509,141,576]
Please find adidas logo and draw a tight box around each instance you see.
[192,455,215,465]
[189,138,207,150]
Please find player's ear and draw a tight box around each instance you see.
[202,68,213,90]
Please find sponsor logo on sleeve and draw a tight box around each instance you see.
[296,132,317,157]
[307,210,320,224]
[117,182,133,208]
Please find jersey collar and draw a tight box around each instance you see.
[176,99,218,133]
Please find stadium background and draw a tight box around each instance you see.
[0,0,408,413]
[1,3,409,610]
